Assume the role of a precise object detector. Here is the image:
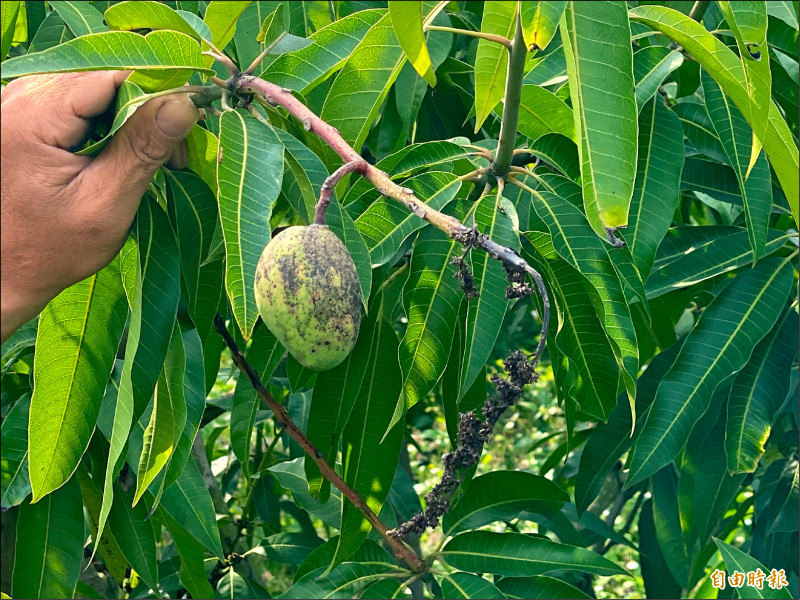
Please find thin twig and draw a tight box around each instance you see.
[212,314,426,573]
[314,160,369,225]
[424,25,512,49]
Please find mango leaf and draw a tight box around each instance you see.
[650,466,689,586]
[514,84,575,142]
[187,125,219,195]
[0,1,20,60]
[525,133,580,182]
[262,532,324,565]
[27,10,74,53]
[12,475,83,600]
[389,1,435,85]
[624,97,685,278]
[561,1,637,242]
[105,1,207,39]
[202,0,251,65]
[474,1,517,132]
[644,229,790,299]
[718,1,771,176]
[161,511,215,600]
[440,572,505,600]
[96,198,181,560]
[355,171,461,268]
[627,256,795,487]
[283,561,401,599]
[441,531,627,577]
[520,1,566,52]
[0,393,30,508]
[523,47,566,87]
[218,110,284,340]
[394,213,465,429]
[134,370,177,505]
[628,5,799,225]
[108,484,159,594]
[702,69,772,263]
[335,305,404,563]
[319,13,405,167]
[633,46,684,112]
[672,102,729,165]
[496,576,591,600]
[531,190,639,423]
[260,9,384,91]
[233,1,282,70]
[442,470,568,534]
[0,29,213,80]
[726,308,799,473]
[269,457,342,529]
[231,324,284,477]
[639,499,682,599]
[50,1,106,37]
[460,192,518,396]
[29,256,128,501]
[714,539,794,600]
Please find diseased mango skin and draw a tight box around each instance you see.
[254,225,361,371]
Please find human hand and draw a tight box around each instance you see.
[1,71,199,342]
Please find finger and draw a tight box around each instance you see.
[85,94,198,211]
[3,71,131,149]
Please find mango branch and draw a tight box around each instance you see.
[212,314,427,573]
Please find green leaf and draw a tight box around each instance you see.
[202,0,251,64]
[160,457,224,558]
[231,324,284,477]
[269,457,342,529]
[254,4,311,57]
[561,1,637,241]
[644,229,790,299]
[218,110,284,340]
[441,531,627,577]
[0,1,20,60]
[108,484,159,594]
[714,539,794,600]
[442,470,568,534]
[0,29,213,80]
[440,572,505,599]
[650,466,689,586]
[28,10,74,53]
[520,1,567,52]
[718,1,771,176]
[525,133,580,182]
[672,102,729,165]
[474,1,517,132]
[395,214,465,427]
[633,46,684,112]
[50,1,106,37]
[726,308,799,473]
[1,393,30,508]
[496,576,591,599]
[638,499,682,599]
[12,475,83,599]
[627,256,795,487]
[319,12,405,167]
[283,561,401,599]
[260,9,384,92]
[629,4,799,225]
[624,97,685,278]
[355,171,461,268]
[187,124,219,196]
[162,511,216,600]
[97,197,181,560]
[336,305,404,563]
[461,192,518,395]
[106,0,206,39]
[389,1,435,86]
[263,532,324,565]
[523,47,566,87]
[514,84,575,142]
[530,190,639,423]
[74,79,146,156]
[29,256,128,501]
[702,69,772,263]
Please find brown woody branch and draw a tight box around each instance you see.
[212,315,426,573]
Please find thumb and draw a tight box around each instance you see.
[88,94,199,201]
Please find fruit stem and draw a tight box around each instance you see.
[314,160,369,225]
[212,314,427,573]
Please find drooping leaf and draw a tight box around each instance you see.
[702,69,772,263]
[134,368,177,505]
[441,531,627,577]
[561,1,637,242]
[474,1,517,132]
[442,470,568,534]
[29,255,128,501]
[725,308,799,473]
[108,484,159,594]
[639,499,683,599]
[389,1,436,85]
[520,1,566,52]
[650,466,689,586]
[49,1,107,37]
[162,510,216,600]
[629,5,799,225]
[0,393,30,509]
[624,97,685,278]
[12,475,83,600]
[218,110,284,340]
[627,256,795,486]
[0,29,213,80]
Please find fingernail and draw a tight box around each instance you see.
[155,99,198,138]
